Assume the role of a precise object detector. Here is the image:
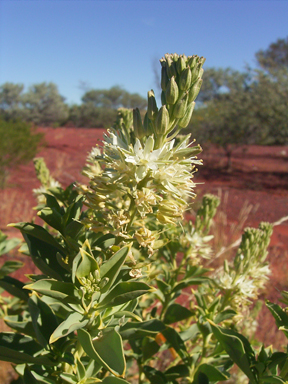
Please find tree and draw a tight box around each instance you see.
[256,36,288,72]
[0,119,44,187]
[0,82,24,120]
[21,82,68,126]
[81,86,147,110]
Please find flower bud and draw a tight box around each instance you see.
[166,55,177,78]
[165,76,179,104]
[161,65,169,91]
[188,78,203,102]
[173,93,188,119]
[133,108,145,139]
[178,101,195,128]
[147,90,158,120]
[161,90,166,106]
[188,55,198,69]
[143,112,154,136]
[155,105,169,135]
[176,55,186,74]
[179,67,192,91]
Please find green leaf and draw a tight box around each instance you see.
[102,377,130,384]
[38,207,64,233]
[143,366,167,384]
[0,332,54,365]
[209,322,257,384]
[164,364,189,380]
[24,368,57,384]
[171,277,209,293]
[93,233,116,249]
[261,376,287,384]
[0,237,21,256]
[22,231,67,280]
[9,222,64,251]
[50,312,88,343]
[266,301,288,338]
[164,303,194,324]
[214,309,237,324]
[4,315,36,339]
[194,363,229,382]
[60,373,78,384]
[24,279,81,303]
[97,282,151,309]
[76,250,99,280]
[180,324,200,342]
[0,261,23,278]
[99,246,130,293]
[142,336,160,361]
[78,328,126,377]
[0,276,29,301]
[120,319,166,340]
[62,195,84,228]
[28,294,59,348]
[161,327,190,364]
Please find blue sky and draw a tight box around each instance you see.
[1,0,287,104]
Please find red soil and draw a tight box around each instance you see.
[1,127,288,348]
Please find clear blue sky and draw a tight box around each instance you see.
[1,0,287,104]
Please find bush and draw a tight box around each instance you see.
[0,119,44,187]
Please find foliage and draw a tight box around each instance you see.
[256,36,288,72]
[0,82,68,126]
[0,119,44,187]
[0,53,286,384]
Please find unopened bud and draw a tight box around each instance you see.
[166,55,177,78]
[161,65,169,91]
[161,90,166,106]
[99,277,109,289]
[147,90,158,121]
[177,55,186,74]
[143,113,154,136]
[188,78,203,103]
[188,55,198,69]
[155,105,169,135]
[173,93,188,119]
[166,76,179,104]
[178,101,195,128]
[179,67,192,91]
[133,108,145,139]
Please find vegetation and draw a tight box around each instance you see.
[0,119,44,188]
[0,52,287,384]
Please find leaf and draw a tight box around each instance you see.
[214,309,237,324]
[143,366,167,384]
[62,195,84,228]
[164,303,194,324]
[24,368,57,384]
[102,377,130,384]
[194,363,229,382]
[180,324,200,342]
[24,279,81,303]
[97,282,151,310]
[0,332,54,365]
[4,315,36,339]
[260,376,287,384]
[209,321,257,384]
[38,207,64,233]
[0,276,29,301]
[0,237,21,256]
[99,246,130,293]
[28,294,59,348]
[78,328,126,377]
[142,336,160,361]
[60,373,78,384]
[164,364,189,380]
[120,319,166,340]
[266,301,288,338]
[93,233,116,249]
[0,261,23,278]
[50,312,88,343]
[161,327,190,363]
[9,222,63,251]
[171,277,209,293]
[76,250,99,280]
[22,231,67,280]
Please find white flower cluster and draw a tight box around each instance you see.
[81,129,202,242]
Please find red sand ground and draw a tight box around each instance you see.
[1,127,288,351]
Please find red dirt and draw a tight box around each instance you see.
[1,127,288,349]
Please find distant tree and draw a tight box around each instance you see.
[81,86,147,110]
[256,36,288,72]
[0,119,44,187]
[21,82,68,126]
[0,82,24,120]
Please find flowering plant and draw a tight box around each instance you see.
[0,53,287,384]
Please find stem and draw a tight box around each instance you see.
[138,359,143,384]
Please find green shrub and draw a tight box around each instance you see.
[0,119,44,188]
